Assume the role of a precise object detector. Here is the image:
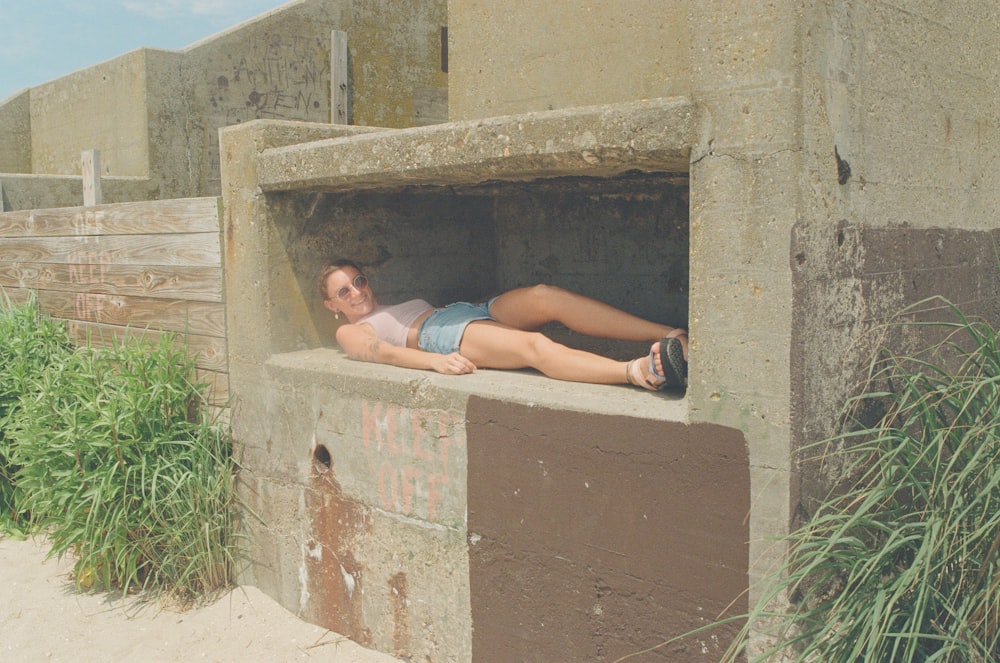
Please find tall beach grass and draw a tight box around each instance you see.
[0,297,238,601]
[0,296,74,531]
[721,297,1000,662]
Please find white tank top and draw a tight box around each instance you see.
[357,299,434,347]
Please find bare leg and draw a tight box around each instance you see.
[489,284,687,357]
[459,320,665,388]
[489,284,674,339]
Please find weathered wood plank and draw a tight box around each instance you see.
[196,369,231,406]
[2,196,230,400]
[0,197,220,237]
[81,150,102,207]
[0,285,31,306]
[66,320,228,372]
[0,263,223,301]
[0,233,221,267]
[37,290,226,338]
[1,290,229,405]
[331,30,349,124]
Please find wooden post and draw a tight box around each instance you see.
[81,149,102,207]
[331,30,349,124]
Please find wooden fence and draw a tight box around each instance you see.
[0,197,228,403]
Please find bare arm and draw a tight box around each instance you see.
[335,323,477,375]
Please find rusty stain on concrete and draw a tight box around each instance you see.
[305,444,372,647]
[389,571,410,658]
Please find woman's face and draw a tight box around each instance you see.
[322,265,377,321]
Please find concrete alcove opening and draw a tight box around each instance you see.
[281,171,690,367]
[244,99,701,416]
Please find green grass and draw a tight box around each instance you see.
[0,295,74,533]
[0,298,238,600]
[718,298,1000,662]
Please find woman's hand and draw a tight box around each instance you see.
[430,352,477,375]
[337,323,477,374]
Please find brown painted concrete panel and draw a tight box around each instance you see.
[466,397,748,662]
[858,227,1000,325]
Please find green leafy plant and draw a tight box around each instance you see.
[720,298,1000,662]
[8,330,237,600]
[0,295,74,533]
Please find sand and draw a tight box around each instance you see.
[0,537,402,663]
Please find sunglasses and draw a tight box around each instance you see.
[334,274,368,300]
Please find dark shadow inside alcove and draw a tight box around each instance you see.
[272,171,689,362]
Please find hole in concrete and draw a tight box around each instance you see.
[313,444,332,472]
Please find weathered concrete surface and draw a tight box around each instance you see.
[233,350,700,662]
[0,175,80,212]
[0,174,160,212]
[234,354,473,661]
[183,0,447,195]
[790,0,1000,535]
[0,89,30,174]
[219,120,381,367]
[448,0,691,121]
[682,9,802,629]
[30,50,161,179]
[256,97,700,192]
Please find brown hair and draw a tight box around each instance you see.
[317,259,362,299]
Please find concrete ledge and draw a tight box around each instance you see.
[0,174,161,211]
[267,348,690,423]
[256,97,700,193]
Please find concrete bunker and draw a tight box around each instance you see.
[221,98,749,661]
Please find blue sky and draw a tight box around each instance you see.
[1,0,287,101]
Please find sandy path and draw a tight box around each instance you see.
[0,537,402,663]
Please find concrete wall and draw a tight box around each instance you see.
[0,175,160,212]
[446,0,806,626]
[183,0,448,195]
[792,0,1000,509]
[0,90,30,173]
[447,0,690,121]
[445,0,999,621]
[467,400,748,662]
[30,51,156,178]
[0,0,447,209]
[683,7,803,630]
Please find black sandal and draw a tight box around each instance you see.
[652,337,687,389]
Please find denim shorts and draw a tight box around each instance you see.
[417,298,497,354]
